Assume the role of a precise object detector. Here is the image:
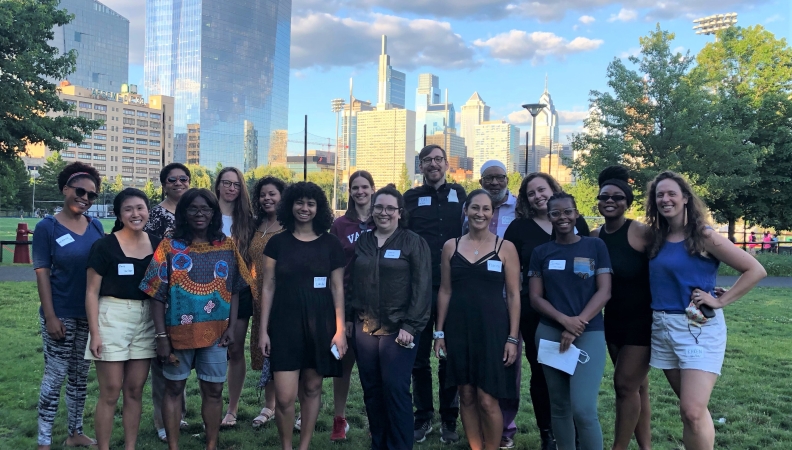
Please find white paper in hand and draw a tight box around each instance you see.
[537,339,582,375]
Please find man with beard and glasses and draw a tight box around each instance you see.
[404,145,467,444]
[463,160,521,449]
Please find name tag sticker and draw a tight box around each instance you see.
[548,260,566,270]
[501,215,515,225]
[118,264,134,276]
[686,346,704,359]
[447,190,459,203]
[56,234,75,247]
[314,277,327,288]
[384,249,401,259]
[574,226,579,235]
[487,260,503,272]
[418,196,432,207]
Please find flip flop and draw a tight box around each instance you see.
[221,412,237,428]
[252,407,275,429]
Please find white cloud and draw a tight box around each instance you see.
[765,14,784,23]
[579,15,596,24]
[506,108,588,127]
[619,47,641,59]
[473,31,603,64]
[291,13,477,70]
[608,8,638,22]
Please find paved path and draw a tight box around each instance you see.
[1,265,791,287]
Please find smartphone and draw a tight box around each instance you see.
[330,344,341,360]
[438,348,446,359]
[693,287,716,319]
[396,338,415,349]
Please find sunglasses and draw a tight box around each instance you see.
[596,194,626,202]
[166,175,190,184]
[68,185,99,201]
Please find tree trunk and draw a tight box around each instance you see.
[728,218,736,242]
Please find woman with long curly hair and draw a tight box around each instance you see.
[645,171,765,450]
[258,182,347,450]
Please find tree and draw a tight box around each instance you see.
[695,26,792,232]
[306,171,335,205]
[398,163,411,193]
[142,180,160,202]
[507,172,523,196]
[0,156,30,211]
[0,0,101,159]
[562,180,600,218]
[35,152,68,204]
[244,164,294,193]
[185,164,213,189]
[571,25,758,239]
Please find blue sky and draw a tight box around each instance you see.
[107,0,790,148]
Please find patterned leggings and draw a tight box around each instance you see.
[37,316,91,446]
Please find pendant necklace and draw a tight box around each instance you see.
[469,235,486,256]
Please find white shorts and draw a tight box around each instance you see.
[85,296,156,361]
[650,309,727,375]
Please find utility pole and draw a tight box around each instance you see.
[331,99,345,211]
[303,115,308,181]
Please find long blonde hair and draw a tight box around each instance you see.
[214,167,255,264]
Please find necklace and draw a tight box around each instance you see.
[468,234,489,256]
[259,218,275,236]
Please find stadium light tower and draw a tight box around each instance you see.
[693,13,737,41]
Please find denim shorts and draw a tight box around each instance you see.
[650,309,727,375]
[163,340,228,383]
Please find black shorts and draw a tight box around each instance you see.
[237,286,253,320]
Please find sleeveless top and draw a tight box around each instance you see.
[649,240,719,312]
[599,220,651,312]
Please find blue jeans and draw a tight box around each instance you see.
[353,321,420,450]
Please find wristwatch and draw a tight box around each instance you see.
[433,331,445,340]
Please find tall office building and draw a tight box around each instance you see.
[460,92,490,159]
[50,0,129,92]
[535,75,560,161]
[415,74,440,153]
[145,0,291,169]
[339,98,375,171]
[243,120,258,172]
[473,120,520,175]
[426,132,467,169]
[356,108,416,186]
[377,36,406,109]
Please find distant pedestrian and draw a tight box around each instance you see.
[349,184,431,450]
[645,171,766,449]
[33,162,104,449]
[762,232,771,253]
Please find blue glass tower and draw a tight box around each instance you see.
[145,0,291,169]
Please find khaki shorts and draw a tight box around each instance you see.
[85,296,156,361]
[650,309,727,375]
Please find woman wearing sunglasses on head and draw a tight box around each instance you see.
[348,184,431,450]
[214,167,257,428]
[33,162,105,449]
[645,171,765,450]
[85,188,161,450]
[144,162,191,441]
[589,166,653,450]
[140,188,248,450]
[327,170,376,440]
[528,192,612,450]
[434,189,521,450]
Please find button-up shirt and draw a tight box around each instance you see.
[404,182,467,286]
[462,191,517,238]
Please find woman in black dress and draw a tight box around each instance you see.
[503,172,589,449]
[590,166,652,450]
[258,182,347,450]
[434,190,521,450]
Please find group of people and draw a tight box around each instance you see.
[32,143,765,450]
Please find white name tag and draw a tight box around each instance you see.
[574,226,579,235]
[685,346,704,359]
[501,215,514,225]
[447,190,459,203]
[487,260,503,272]
[314,277,327,288]
[549,260,566,270]
[384,249,401,259]
[56,234,75,247]
[418,196,432,206]
[118,264,134,276]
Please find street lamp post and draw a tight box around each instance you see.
[693,13,737,41]
[521,103,546,175]
[30,170,39,218]
[331,99,345,211]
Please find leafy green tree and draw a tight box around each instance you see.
[507,172,523,196]
[306,171,335,205]
[398,163,411,193]
[0,0,101,159]
[571,25,758,239]
[35,152,68,203]
[185,164,213,189]
[562,180,600,218]
[0,156,30,211]
[142,180,160,202]
[244,165,294,193]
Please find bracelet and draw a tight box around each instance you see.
[154,332,169,339]
[433,331,445,340]
[506,336,519,345]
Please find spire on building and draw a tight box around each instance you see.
[544,73,548,93]
[377,35,405,109]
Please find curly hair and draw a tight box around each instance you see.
[253,176,287,228]
[277,182,333,235]
[112,188,149,233]
[172,188,225,244]
[644,171,712,259]
[515,172,563,219]
[214,167,254,263]
[371,184,408,228]
[57,162,102,192]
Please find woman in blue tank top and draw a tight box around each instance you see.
[645,171,765,450]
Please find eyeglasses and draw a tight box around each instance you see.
[166,176,190,184]
[548,208,577,219]
[186,207,214,217]
[596,194,626,202]
[67,185,99,201]
[220,180,242,189]
[421,156,445,165]
[482,175,507,183]
[373,205,401,216]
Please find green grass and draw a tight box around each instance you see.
[718,253,792,277]
[0,218,114,265]
[1,283,791,449]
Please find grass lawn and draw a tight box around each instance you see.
[1,283,790,449]
[0,218,114,265]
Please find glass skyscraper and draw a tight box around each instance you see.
[145,0,291,169]
[50,0,129,92]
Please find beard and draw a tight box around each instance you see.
[491,188,508,204]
